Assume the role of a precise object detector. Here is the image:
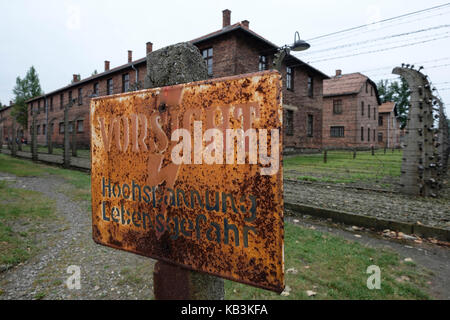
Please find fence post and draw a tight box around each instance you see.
[144,42,224,300]
[47,120,54,155]
[11,121,17,157]
[353,149,356,159]
[63,102,71,168]
[393,66,439,196]
[323,149,327,163]
[31,114,38,161]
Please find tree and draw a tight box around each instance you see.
[12,66,43,127]
[377,78,410,128]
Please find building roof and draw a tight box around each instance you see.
[27,21,329,104]
[191,22,329,80]
[323,72,381,105]
[379,101,396,113]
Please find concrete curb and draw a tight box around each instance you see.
[285,202,450,241]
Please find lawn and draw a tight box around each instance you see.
[226,223,432,300]
[0,154,432,299]
[284,150,402,187]
[0,180,56,267]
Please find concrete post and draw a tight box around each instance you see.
[435,97,449,175]
[393,67,439,196]
[47,119,55,155]
[144,42,224,300]
[63,103,71,168]
[31,114,38,161]
[11,121,17,157]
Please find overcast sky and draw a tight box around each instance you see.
[1,0,449,114]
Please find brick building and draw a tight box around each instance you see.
[322,70,381,149]
[25,9,328,151]
[377,101,401,148]
[0,102,24,145]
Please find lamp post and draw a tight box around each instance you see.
[273,31,310,71]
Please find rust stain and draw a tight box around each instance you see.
[90,70,284,293]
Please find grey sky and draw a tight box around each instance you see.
[1,0,449,114]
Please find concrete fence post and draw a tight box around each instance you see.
[11,121,17,157]
[144,42,224,300]
[47,119,56,155]
[393,67,439,196]
[31,115,38,161]
[63,102,71,168]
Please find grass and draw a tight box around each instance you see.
[226,223,432,300]
[284,150,402,186]
[0,154,91,202]
[0,180,56,266]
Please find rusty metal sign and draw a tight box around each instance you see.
[90,70,284,292]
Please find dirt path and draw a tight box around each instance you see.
[0,172,154,300]
[1,172,449,300]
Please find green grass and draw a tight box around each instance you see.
[0,180,56,266]
[284,150,402,185]
[226,223,431,300]
[0,154,91,202]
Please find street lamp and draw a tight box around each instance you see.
[273,31,310,71]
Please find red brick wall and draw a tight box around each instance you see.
[1,106,24,144]
[322,81,379,149]
[377,111,401,148]
[27,63,146,148]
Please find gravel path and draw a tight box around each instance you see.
[284,179,450,230]
[0,172,154,300]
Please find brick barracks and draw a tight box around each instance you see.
[0,9,399,153]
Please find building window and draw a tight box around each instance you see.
[333,99,342,114]
[30,102,33,115]
[59,122,64,134]
[68,91,73,106]
[93,82,99,96]
[307,76,313,98]
[366,82,368,93]
[43,124,46,136]
[361,101,364,116]
[78,88,83,105]
[37,125,41,135]
[37,100,40,114]
[258,55,267,71]
[286,110,294,136]
[50,97,53,112]
[373,129,376,141]
[378,116,383,126]
[330,126,345,137]
[361,127,364,141]
[286,67,293,91]
[378,132,383,142]
[68,121,74,133]
[307,115,314,137]
[77,120,84,133]
[368,128,371,141]
[107,79,113,95]
[122,73,130,92]
[60,93,64,109]
[368,104,370,118]
[202,48,213,76]
[373,107,376,120]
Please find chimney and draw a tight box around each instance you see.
[146,42,153,55]
[104,60,110,71]
[128,50,133,63]
[223,9,231,28]
[336,69,342,77]
[241,20,249,29]
[73,74,79,83]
